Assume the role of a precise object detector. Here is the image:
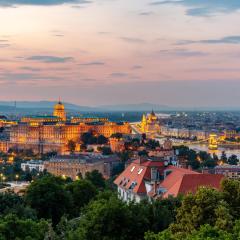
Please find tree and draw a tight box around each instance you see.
[81,131,97,145]
[111,133,123,139]
[85,170,106,190]
[101,146,112,155]
[118,151,132,163]
[138,150,148,157]
[0,214,49,240]
[0,193,23,215]
[97,135,108,144]
[170,187,233,235]
[67,197,139,240]
[187,150,200,170]
[221,179,240,218]
[220,151,228,164]
[65,180,97,216]
[68,140,76,154]
[227,155,239,165]
[25,175,72,225]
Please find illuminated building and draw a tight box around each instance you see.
[109,137,125,153]
[44,154,120,179]
[224,129,237,139]
[53,100,67,121]
[8,101,131,154]
[21,160,44,172]
[214,165,240,179]
[0,141,8,153]
[141,110,160,133]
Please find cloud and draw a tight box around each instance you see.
[120,37,146,44]
[158,48,208,57]
[0,0,91,7]
[79,61,105,66]
[186,67,240,73]
[150,0,240,16]
[20,66,41,72]
[176,36,240,45]
[132,65,143,70]
[0,72,61,83]
[26,55,74,63]
[139,11,154,16]
[0,43,10,48]
[110,72,129,78]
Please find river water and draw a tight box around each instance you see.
[187,144,240,158]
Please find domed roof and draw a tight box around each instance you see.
[54,101,65,110]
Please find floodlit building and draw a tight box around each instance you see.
[44,153,120,179]
[21,160,45,172]
[8,101,131,154]
[141,110,160,134]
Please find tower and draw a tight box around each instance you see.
[141,114,147,132]
[209,133,218,150]
[53,100,66,121]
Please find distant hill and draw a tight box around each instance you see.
[0,101,237,114]
[0,101,97,112]
[99,103,172,111]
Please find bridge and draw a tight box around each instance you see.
[168,134,240,150]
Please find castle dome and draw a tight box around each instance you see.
[54,101,65,111]
[53,100,66,121]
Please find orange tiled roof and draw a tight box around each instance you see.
[114,159,165,194]
[163,173,224,198]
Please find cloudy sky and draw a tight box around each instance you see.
[0,0,240,107]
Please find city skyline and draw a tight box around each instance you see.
[0,0,240,107]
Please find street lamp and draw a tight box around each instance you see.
[15,174,19,184]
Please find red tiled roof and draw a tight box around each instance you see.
[114,159,224,199]
[163,173,224,198]
[114,159,165,194]
[161,166,200,190]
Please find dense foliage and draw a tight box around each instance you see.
[0,172,239,240]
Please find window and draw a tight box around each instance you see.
[138,168,143,175]
[130,166,135,172]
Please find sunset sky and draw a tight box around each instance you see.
[0,0,240,107]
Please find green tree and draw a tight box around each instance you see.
[227,155,239,165]
[0,214,49,240]
[68,140,76,154]
[81,131,97,145]
[221,179,240,218]
[101,146,112,155]
[25,175,72,225]
[65,180,97,216]
[110,133,123,139]
[68,197,137,240]
[170,187,232,235]
[97,135,108,144]
[85,170,106,190]
[221,151,228,164]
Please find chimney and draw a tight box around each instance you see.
[139,156,147,164]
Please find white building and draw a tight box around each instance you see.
[21,160,44,172]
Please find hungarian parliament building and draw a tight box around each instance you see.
[0,101,131,154]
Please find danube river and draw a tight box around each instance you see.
[187,144,240,158]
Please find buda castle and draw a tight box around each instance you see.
[8,101,131,154]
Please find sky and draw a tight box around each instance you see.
[0,0,240,108]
